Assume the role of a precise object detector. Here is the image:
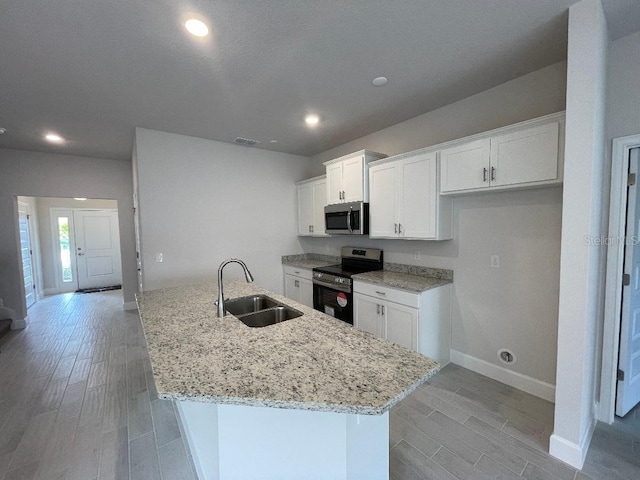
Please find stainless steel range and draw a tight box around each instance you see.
[312,247,383,324]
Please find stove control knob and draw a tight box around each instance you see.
[337,278,344,284]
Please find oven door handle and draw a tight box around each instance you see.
[312,279,351,294]
[346,208,353,234]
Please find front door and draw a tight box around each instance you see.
[73,209,122,290]
[617,147,640,417]
[18,202,36,308]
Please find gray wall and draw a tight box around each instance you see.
[134,129,312,294]
[0,149,136,317]
[303,61,567,387]
[34,197,118,292]
[607,30,640,143]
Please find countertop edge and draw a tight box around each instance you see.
[157,361,441,415]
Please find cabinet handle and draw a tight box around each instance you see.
[294,271,300,274]
[295,280,299,287]
[398,223,402,234]
[376,304,380,315]
[394,223,398,234]
[491,166,496,181]
[342,190,345,200]
[381,305,385,315]
[375,291,386,296]
[483,167,487,182]
[310,225,314,233]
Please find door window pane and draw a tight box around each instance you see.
[58,217,73,282]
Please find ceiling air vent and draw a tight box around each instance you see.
[234,137,260,146]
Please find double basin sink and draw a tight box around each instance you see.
[225,294,303,328]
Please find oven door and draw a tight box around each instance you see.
[313,281,353,325]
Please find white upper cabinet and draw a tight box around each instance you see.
[440,113,564,194]
[296,176,327,236]
[369,151,452,240]
[489,122,559,188]
[440,139,491,192]
[324,150,386,204]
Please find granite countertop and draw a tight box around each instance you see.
[353,270,452,293]
[136,280,440,415]
[281,253,339,270]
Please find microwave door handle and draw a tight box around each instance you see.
[347,208,353,234]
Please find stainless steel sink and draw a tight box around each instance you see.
[225,295,281,316]
[224,295,303,327]
[236,306,303,328]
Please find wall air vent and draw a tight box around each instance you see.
[234,137,260,146]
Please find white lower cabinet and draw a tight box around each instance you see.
[354,281,451,363]
[283,265,313,308]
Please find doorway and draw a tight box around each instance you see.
[602,135,640,423]
[50,207,122,292]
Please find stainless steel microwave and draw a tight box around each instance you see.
[324,202,369,235]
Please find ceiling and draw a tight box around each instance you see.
[0,0,637,161]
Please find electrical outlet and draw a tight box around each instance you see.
[156,253,163,263]
[490,254,500,268]
[413,250,421,261]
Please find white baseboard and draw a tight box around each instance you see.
[43,288,60,296]
[449,349,556,402]
[549,413,595,470]
[122,301,137,311]
[11,318,26,330]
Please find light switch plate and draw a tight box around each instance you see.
[490,254,500,268]
[156,253,163,263]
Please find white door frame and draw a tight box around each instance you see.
[600,133,640,423]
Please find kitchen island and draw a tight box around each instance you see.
[137,280,440,480]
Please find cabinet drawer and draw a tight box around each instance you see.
[283,265,313,280]
[353,281,419,308]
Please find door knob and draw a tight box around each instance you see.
[77,252,85,256]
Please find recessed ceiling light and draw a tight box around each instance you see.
[0,127,6,135]
[74,198,87,201]
[269,140,278,144]
[185,18,209,37]
[45,133,65,144]
[372,76,388,86]
[305,114,320,127]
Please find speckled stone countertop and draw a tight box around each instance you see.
[281,253,339,270]
[136,280,440,415]
[353,270,452,293]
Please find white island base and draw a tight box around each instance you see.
[176,400,389,480]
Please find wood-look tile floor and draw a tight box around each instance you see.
[390,366,640,480]
[0,291,195,480]
[1,291,638,480]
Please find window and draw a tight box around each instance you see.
[58,217,73,283]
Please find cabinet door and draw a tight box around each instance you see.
[284,274,300,303]
[440,139,491,193]
[384,302,418,351]
[298,278,314,308]
[297,184,314,236]
[312,180,327,236]
[399,154,436,239]
[369,163,398,238]
[326,163,343,204]
[354,294,382,337]
[490,122,559,188]
[342,155,364,202]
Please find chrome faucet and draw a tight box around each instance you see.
[217,258,254,317]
